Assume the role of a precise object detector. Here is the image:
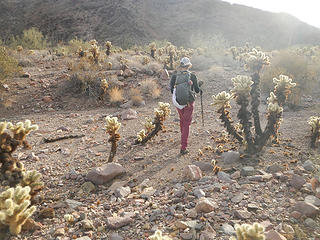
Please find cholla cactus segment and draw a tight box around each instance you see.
[136,130,146,143]
[211,91,232,108]
[230,223,265,240]
[267,92,277,104]
[101,79,109,89]
[243,48,270,71]
[273,74,296,90]
[0,122,12,135]
[89,39,98,45]
[20,170,44,197]
[0,186,36,235]
[64,214,75,223]
[267,102,283,113]
[145,117,155,133]
[8,120,38,136]
[308,116,320,133]
[105,41,112,48]
[231,75,254,96]
[105,116,121,135]
[158,102,171,119]
[149,230,173,240]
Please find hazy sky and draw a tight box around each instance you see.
[225,0,320,28]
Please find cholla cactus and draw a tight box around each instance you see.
[142,56,150,65]
[64,214,75,224]
[105,41,112,56]
[105,116,121,162]
[231,75,254,97]
[308,116,320,148]
[20,170,44,202]
[0,186,36,235]
[145,117,155,134]
[99,79,109,101]
[242,48,270,72]
[230,223,265,240]
[149,230,172,240]
[77,47,85,58]
[273,75,296,104]
[150,42,156,58]
[88,40,100,64]
[0,120,38,186]
[106,62,112,70]
[211,92,243,143]
[135,102,171,144]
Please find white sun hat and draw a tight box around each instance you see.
[180,57,192,67]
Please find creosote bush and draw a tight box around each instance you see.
[109,87,124,104]
[105,116,121,162]
[0,46,21,84]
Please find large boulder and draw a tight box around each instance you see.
[87,163,126,185]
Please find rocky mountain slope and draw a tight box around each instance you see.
[1,0,320,49]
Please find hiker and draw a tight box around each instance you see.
[170,57,202,155]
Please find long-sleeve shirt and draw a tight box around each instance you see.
[170,71,200,94]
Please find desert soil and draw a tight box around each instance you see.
[1,51,320,240]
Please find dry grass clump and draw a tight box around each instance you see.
[109,87,124,104]
[140,78,161,98]
[129,88,144,106]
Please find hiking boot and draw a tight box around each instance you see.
[180,149,189,155]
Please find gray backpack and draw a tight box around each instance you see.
[175,71,195,105]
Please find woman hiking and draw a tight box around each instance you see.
[170,57,202,155]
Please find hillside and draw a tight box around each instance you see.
[1,0,320,49]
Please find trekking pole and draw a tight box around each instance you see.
[200,90,204,127]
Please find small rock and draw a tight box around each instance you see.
[305,195,320,207]
[108,181,128,193]
[221,223,235,235]
[185,165,202,181]
[266,164,285,173]
[195,197,216,213]
[231,171,241,179]
[106,215,133,229]
[221,151,240,165]
[42,96,53,103]
[22,72,31,78]
[115,186,131,198]
[241,166,255,177]
[75,237,91,240]
[303,160,314,171]
[141,187,156,199]
[110,232,124,240]
[234,209,252,219]
[186,208,198,218]
[123,69,135,78]
[193,162,213,172]
[39,207,55,219]
[231,193,244,203]
[81,182,96,193]
[217,171,233,183]
[193,188,205,198]
[304,218,317,228]
[65,199,83,209]
[54,228,65,236]
[22,219,42,231]
[289,174,306,190]
[290,211,302,219]
[180,232,194,240]
[265,230,287,240]
[121,108,138,120]
[86,163,126,185]
[294,201,319,217]
[80,219,95,230]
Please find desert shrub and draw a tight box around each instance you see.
[9,28,49,50]
[261,50,320,105]
[129,88,144,105]
[55,38,91,56]
[140,78,161,98]
[109,87,124,104]
[0,46,21,84]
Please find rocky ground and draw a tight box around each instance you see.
[1,51,320,240]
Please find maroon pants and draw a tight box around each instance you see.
[177,102,194,150]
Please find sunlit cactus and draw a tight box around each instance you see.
[7,120,39,149]
[135,102,171,144]
[142,56,150,65]
[20,170,44,203]
[230,223,265,240]
[211,92,243,143]
[149,229,172,240]
[273,74,296,104]
[308,116,320,148]
[243,48,270,72]
[231,75,254,97]
[168,45,176,70]
[0,186,36,235]
[105,116,121,162]
[99,79,109,101]
[105,41,112,56]
[89,43,100,64]
[77,47,85,58]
